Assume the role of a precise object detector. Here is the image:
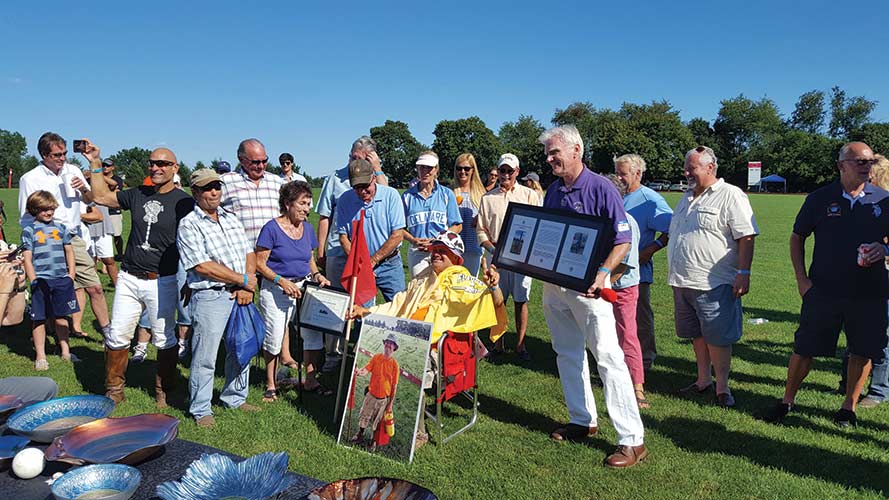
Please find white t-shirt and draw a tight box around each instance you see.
[667,179,759,290]
[18,163,90,236]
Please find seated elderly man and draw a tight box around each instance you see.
[351,230,505,446]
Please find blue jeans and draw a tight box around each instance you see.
[188,289,249,418]
[462,250,483,278]
[176,263,191,327]
[373,256,405,303]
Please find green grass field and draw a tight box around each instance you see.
[1,187,888,499]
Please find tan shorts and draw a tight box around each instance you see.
[357,394,389,430]
[109,214,123,237]
[71,236,101,289]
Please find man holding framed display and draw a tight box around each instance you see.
[537,124,647,468]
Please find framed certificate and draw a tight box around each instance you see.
[492,203,614,293]
[297,283,352,336]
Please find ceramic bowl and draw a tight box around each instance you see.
[45,413,178,466]
[155,451,294,500]
[308,477,438,500]
[51,463,141,500]
[0,394,24,422]
[6,395,115,443]
[0,435,31,470]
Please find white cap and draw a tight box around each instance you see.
[498,153,519,170]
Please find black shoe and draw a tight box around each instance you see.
[834,408,857,427]
[763,402,793,423]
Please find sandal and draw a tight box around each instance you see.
[635,389,651,409]
[35,358,49,371]
[262,389,278,402]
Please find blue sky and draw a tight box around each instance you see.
[3,0,887,177]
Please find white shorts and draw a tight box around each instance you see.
[498,268,532,303]
[258,279,322,354]
[87,234,114,259]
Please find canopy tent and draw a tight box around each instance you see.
[757,174,786,193]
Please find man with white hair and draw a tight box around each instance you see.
[476,153,540,362]
[669,146,758,408]
[538,124,647,468]
[614,154,673,372]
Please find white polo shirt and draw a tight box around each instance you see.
[667,178,759,290]
[18,162,90,236]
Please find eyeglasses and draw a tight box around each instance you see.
[842,158,877,167]
[199,182,223,191]
[48,151,68,159]
[242,157,269,166]
[352,183,371,191]
[455,166,473,172]
[498,167,516,174]
[148,159,177,168]
[417,164,437,171]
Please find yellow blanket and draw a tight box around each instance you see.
[369,266,507,344]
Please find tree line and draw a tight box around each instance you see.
[2,86,885,192]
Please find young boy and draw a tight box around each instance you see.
[21,191,80,370]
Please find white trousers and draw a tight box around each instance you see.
[105,271,178,350]
[543,282,644,446]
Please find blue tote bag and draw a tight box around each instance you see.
[224,301,266,369]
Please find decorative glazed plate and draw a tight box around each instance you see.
[6,395,115,443]
[308,478,438,500]
[51,463,141,500]
[0,394,24,421]
[0,435,30,470]
[45,413,178,465]
[155,451,294,500]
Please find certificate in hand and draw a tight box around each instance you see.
[298,283,352,336]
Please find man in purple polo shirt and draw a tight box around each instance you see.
[537,124,647,468]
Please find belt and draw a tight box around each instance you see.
[373,251,400,269]
[124,269,159,280]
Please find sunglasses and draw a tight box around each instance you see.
[352,183,371,191]
[48,151,68,159]
[148,159,176,168]
[455,166,473,172]
[842,159,877,167]
[281,160,293,165]
[243,157,269,166]
[498,167,516,174]
[199,182,223,191]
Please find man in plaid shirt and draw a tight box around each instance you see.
[220,138,286,248]
[178,168,258,427]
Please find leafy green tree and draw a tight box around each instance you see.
[713,95,785,181]
[108,147,152,185]
[498,115,546,175]
[687,118,717,148]
[790,90,825,134]
[848,122,889,155]
[194,161,207,171]
[432,117,500,184]
[829,86,877,139]
[177,162,193,186]
[67,156,82,167]
[551,102,598,165]
[750,130,841,192]
[370,120,426,187]
[0,129,29,186]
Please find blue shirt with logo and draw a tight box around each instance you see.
[623,185,673,283]
[613,215,640,290]
[402,181,462,240]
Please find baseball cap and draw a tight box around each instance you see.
[498,153,519,170]
[429,230,465,265]
[415,153,439,168]
[349,158,374,186]
[215,161,232,174]
[384,333,400,351]
[190,168,224,188]
[101,158,114,167]
[520,172,539,183]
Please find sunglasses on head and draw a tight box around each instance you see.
[148,159,176,168]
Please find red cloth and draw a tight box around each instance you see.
[373,415,390,446]
[340,210,377,306]
[347,370,357,410]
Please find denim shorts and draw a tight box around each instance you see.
[673,284,742,346]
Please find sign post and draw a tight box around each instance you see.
[747,161,762,191]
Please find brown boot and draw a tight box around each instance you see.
[104,347,129,404]
[155,346,179,409]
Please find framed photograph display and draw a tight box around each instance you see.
[297,283,352,336]
[492,203,614,293]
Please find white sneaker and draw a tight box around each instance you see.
[178,340,188,360]
[132,344,148,364]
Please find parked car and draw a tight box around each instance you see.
[669,181,689,191]
[646,179,671,191]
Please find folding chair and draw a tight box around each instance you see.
[425,331,479,444]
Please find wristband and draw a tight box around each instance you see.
[654,240,664,248]
[737,269,751,275]
[273,274,281,284]
[92,168,103,174]
[486,246,495,255]
[242,274,249,287]
[312,271,322,278]
[374,171,385,177]
[598,267,611,275]
[488,286,499,293]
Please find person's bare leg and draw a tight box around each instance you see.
[280,326,297,367]
[101,257,118,286]
[56,317,72,359]
[263,350,278,395]
[707,343,733,395]
[137,327,151,344]
[86,285,110,327]
[33,322,47,363]
[782,353,813,404]
[304,349,321,389]
[692,336,713,388]
[72,288,86,333]
[844,354,873,411]
[2,289,25,326]
[177,325,189,343]
[515,301,529,353]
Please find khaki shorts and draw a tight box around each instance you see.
[71,236,101,289]
[357,394,389,430]
[109,214,123,237]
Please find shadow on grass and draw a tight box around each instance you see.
[649,416,889,494]
[477,335,560,377]
[743,307,800,324]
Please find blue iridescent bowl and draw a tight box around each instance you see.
[0,394,24,422]
[0,435,30,470]
[51,463,141,500]
[155,451,295,500]
[7,395,115,443]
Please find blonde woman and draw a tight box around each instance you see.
[521,172,545,200]
[452,153,487,276]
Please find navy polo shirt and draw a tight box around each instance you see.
[793,181,889,298]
